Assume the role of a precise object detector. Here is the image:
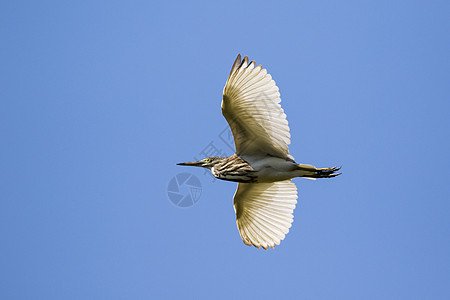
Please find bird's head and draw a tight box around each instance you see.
[177,156,224,169]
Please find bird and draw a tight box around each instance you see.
[177,54,341,249]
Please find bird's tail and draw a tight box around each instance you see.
[296,164,341,180]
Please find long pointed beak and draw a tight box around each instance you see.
[176,160,205,167]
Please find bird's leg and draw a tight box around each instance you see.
[296,164,342,178]
[312,166,341,178]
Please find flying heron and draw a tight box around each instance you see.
[178,54,341,249]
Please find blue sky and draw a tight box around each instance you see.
[1,1,450,299]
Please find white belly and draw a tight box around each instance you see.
[242,156,300,183]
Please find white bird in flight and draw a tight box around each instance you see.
[178,54,341,249]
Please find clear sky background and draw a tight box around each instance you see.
[1,1,450,299]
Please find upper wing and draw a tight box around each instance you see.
[233,180,298,249]
[222,54,292,159]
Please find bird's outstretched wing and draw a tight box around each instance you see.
[233,180,298,249]
[222,54,292,159]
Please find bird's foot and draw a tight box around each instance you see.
[314,166,342,178]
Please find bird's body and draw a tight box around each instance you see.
[178,54,341,249]
[210,154,297,183]
[209,154,338,183]
[235,155,298,183]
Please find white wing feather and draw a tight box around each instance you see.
[222,55,292,159]
[233,180,298,249]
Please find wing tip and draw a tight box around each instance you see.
[228,54,254,79]
[242,55,249,67]
[228,54,242,78]
[242,238,279,250]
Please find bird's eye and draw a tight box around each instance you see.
[204,158,211,163]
